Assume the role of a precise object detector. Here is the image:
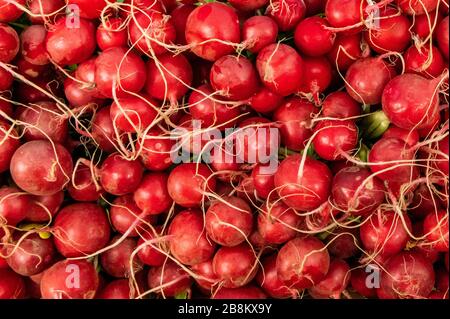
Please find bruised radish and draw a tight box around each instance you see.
[256,254,293,299]
[308,259,351,299]
[266,0,306,31]
[242,16,278,54]
[147,261,192,297]
[294,16,335,57]
[100,236,143,278]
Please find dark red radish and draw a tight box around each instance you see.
[109,95,158,133]
[256,254,293,299]
[251,163,276,199]
[0,186,30,226]
[147,261,192,297]
[309,259,351,299]
[228,0,268,11]
[205,196,253,247]
[256,43,304,97]
[0,0,25,23]
[379,251,435,299]
[20,25,49,65]
[91,106,119,153]
[167,163,216,208]
[396,0,439,15]
[364,7,411,54]
[383,127,420,147]
[191,259,219,291]
[213,243,257,288]
[327,33,365,72]
[332,166,385,216]
[304,0,326,15]
[412,10,444,39]
[52,203,111,258]
[274,155,332,211]
[257,201,301,245]
[97,279,134,299]
[137,227,167,267]
[185,2,240,61]
[95,47,147,99]
[249,86,283,114]
[68,165,104,202]
[27,0,64,24]
[405,45,445,78]
[210,55,259,101]
[45,17,96,66]
[326,229,360,259]
[15,76,62,103]
[145,53,193,102]
[99,154,143,196]
[437,16,449,59]
[171,4,195,45]
[0,268,26,299]
[26,191,64,222]
[350,267,378,298]
[10,140,73,196]
[322,91,361,119]
[294,16,335,57]
[168,209,216,265]
[435,267,449,292]
[0,120,20,173]
[110,195,153,237]
[345,57,396,105]
[0,23,19,63]
[96,17,128,51]
[16,101,68,144]
[100,236,143,278]
[67,0,108,19]
[325,0,365,33]
[213,285,267,299]
[313,119,358,161]
[382,73,441,130]
[242,16,278,54]
[299,57,333,97]
[40,259,99,299]
[189,84,240,129]
[266,0,306,31]
[4,233,55,276]
[276,236,330,289]
[408,183,443,219]
[422,210,449,252]
[133,172,172,214]
[0,68,13,91]
[138,129,174,171]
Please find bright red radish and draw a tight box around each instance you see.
[91,106,120,153]
[327,34,365,71]
[138,130,174,171]
[251,163,277,199]
[405,45,445,78]
[325,0,365,33]
[309,259,351,299]
[110,195,153,237]
[133,172,172,214]
[422,210,449,252]
[256,254,293,299]
[294,16,335,56]
[266,0,306,31]
[171,4,195,45]
[249,86,283,114]
[0,186,30,226]
[100,236,143,278]
[242,16,278,54]
[67,0,108,19]
[0,23,19,63]
[137,227,167,267]
[213,285,267,299]
[350,267,378,298]
[383,127,420,147]
[96,17,128,51]
[68,165,104,202]
[229,0,268,11]
[0,0,25,23]
[396,0,439,15]
[299,57,333,97]
[437,16,449,59]
[191,260,219,292]
[322,91,361,119]
[109,95,158,133]
[27,0,64,24]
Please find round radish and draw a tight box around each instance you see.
[251,163,277,199]
[147,261,192,297]
[27,0,64,24]
[0,268,26,299]
[249,86,283,114]
[404,45,445,78]
[171,4,195,45]
[213,285,267,299]
[20,25,49,65]
[437,16,449,59]
[266,0,306,31]
[294,16,335,57]
[0,120,20,173]
[0,23,19,63]
[67,165,104,202]
[422,210,449,252]
[137,227,167,267]
[256,254,293,299]
[110,195,153,237]
[26,191,64,222]
[96,17,128,51]
[0,186,30,226]
[67,0,108,19]
[229,0,268,11]
[138,129,174,171]
[133,172,172,214]
[396,0,439,15]
[242,16,278,54]
[383,126,420,147]
[91,106,119,153]
[322,91,361,119]
[0,0,25,23]
[299,57,333,97]
[327,33,365,72]
[100,236,143,278]
[325,0,365,34]
[308,259,351,299]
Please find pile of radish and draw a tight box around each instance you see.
[0,0,448,300]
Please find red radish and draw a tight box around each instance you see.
[138,129,174,171]
[437,16,449,59]
[229,0,268,11]
[20,25,49,65]
[236,175,258,203]
[122,0,165,15]
[412,10,443,39]
[299,57,333,97]
[67,0,108,19]
[360,211,412,258]
[256,43,304,97]
[100,236,143,278]
[309,259,351,299]
[74,58,102,98]
[312,120,358,161]
[0,120,20,173]
[26,191,64,222]
[171,4,195,45]
[0,268,26,299]
[0,68,13,90]
[91,106,120,153]
[0,99,12,117]
[45,17,96,66]
[96,17,128,51]
[405,45,445,78]
[364,7,411,54]
[0,0,25,23]
[147,261,192,297]
[209,142,240,182]
[210,55,259,101]
[68,165,104,202]
[326,228,360,259]
[168,209,216,265]
[322,91,361,119]
[379,251,435,298]
[110,195,153,237]
[242,16,278,54]
[396,0,439,15]
[249,86,283,114]
[109,94,158,133]
[16,101,68,144]
[345,57,396,105]
[27,0,64,24]
[64,74,103,108]
[274,155,332,211]
[16,56,51,79]
[350,267,378,298]
[133,172,172,214]
[276,236,330,289]
[294,17,335,57]
[144,53,193,102]
[40,259,99,299]
[0,23,19,63]
[205,196,253,247]
[383,127,420,147]
[137,227,167,267]
[4,233,55,276]
[266,0,306,31]
[167,163,216,208]
[191,259,219,291]
[52,203,111,258]
[213,285,267,299]
[213,243,257,288]
[327,34,365,71]
[325,0,365,33]
[251,163,276,199]
[97,279,134,299]
[331,166,385,216]
[422,210,449,252]
[95,47,147,99]
[257,200,301,245]
[256,254,293,299]
[0,186,30,226]
[189,84,240,129]
[185,2,240,61]
[409,183,443,219]
[10,140,73,196]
